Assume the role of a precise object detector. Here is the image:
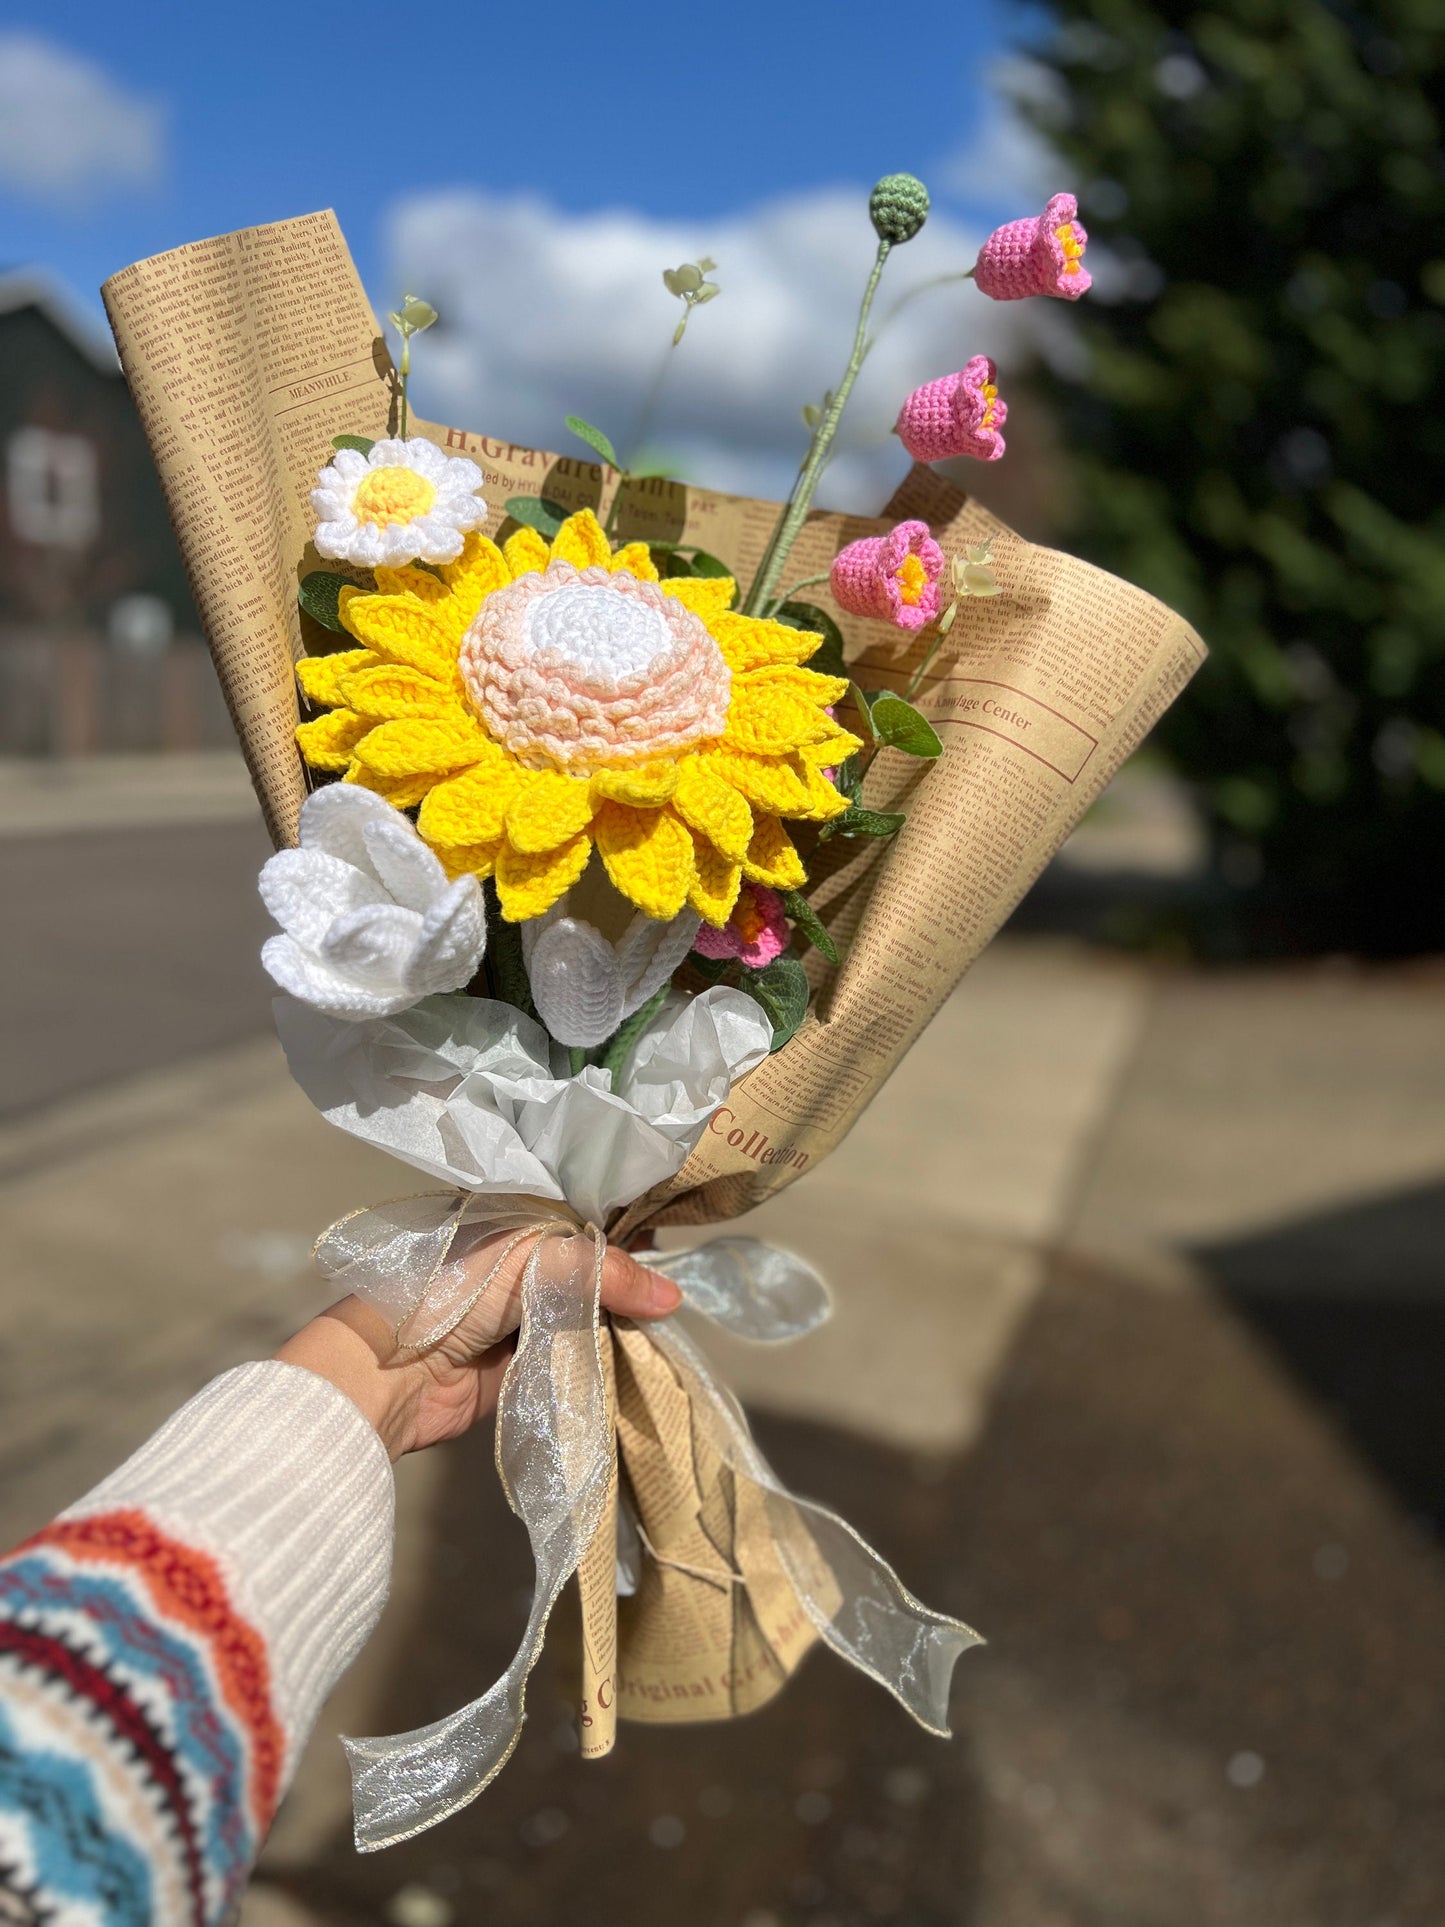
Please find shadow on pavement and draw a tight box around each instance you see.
[264,1257,1445,1926]
[1193,1177,1445,1536]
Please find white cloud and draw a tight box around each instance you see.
[386,185,1038,514]
[0,32,164,208]
[935,58,1076,216]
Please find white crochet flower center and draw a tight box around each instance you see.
[458,562,731,773]
[525,580,672,679]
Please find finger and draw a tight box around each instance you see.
[599,1246,681,1320]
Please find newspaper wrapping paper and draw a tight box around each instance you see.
[100,211,1206,1840]
[318,1193,981,1850]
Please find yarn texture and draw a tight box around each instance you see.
[311,436,487,568]
[295,510,860,926]
[896,357,1007,463]
[973,193,1091,301]
[830,519,946,632]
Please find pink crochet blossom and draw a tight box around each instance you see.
[693,883,790,967]
[829,520,944,632]
[973,192,1091,301]
[896,356,1007,463]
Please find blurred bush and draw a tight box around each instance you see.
[1025,0,1445,954]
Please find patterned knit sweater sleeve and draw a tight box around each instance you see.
[0,1360,395,1926]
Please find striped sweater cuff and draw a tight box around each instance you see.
[59,1359,395,1782]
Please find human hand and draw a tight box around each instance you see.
[275,1228,679,1460]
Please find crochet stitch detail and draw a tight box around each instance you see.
[973,193,1091,302]
[896,356,1008,464]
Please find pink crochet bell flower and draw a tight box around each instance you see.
[896,356,1007,463]
[973,192,1091,301]
[829,519,944,632]
[694,883,791,967]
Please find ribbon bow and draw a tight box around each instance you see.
[314,1192,982,1851]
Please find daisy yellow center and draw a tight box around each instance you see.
[351,465,438,528]
[895,551,928,607]
[1055,223,1086,276]
[981,380,999,428]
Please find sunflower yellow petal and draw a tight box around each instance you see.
[436,838,501,882]
[660,576,735,621]
[799,762,851,821]
[505,769,597,854]
[594,802,693,920]
[503,527,551,578]
[742,813,807,890]
[590,762,680,807]
[373,563,450,604]
[339,663,455,721]
[495,832,592,921]
[724,668,843,755]
[710,611,823,672]
[672,759,753,863]
[351,717,490,778]
[799,728,865,767]
[607,541,660,582]
[699,748,812,816]
[437,532,510,622]
[296,709,370,771]
[344,765,442,810]
[418,757,524,846]
[687,834,742,926]
[295,648,376,709]
[549,508,611,571]
[339,593,456,676]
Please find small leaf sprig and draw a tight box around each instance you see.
[663,257,721,344]
[389,293,438,438]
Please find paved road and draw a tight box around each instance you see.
[0,818,275,1117]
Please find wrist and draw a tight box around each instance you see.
[274,1299,426,1461]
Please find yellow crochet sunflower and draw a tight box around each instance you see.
[295,508,861,924]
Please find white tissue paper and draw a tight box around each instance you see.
[274,984,773,1225]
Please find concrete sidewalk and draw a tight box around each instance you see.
[0,937,1441,1926]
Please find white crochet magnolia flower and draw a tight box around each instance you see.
[521,900,701,1048]
[260,785,486,1019]
[311,436,486,568]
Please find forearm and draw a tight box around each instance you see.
[0,1361,394,1924]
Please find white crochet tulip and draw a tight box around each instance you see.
[521,901,701,1049]
[260,785,486,1020]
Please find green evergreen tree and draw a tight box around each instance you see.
[1024,0,1445,952]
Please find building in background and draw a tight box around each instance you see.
[0,274,231,756]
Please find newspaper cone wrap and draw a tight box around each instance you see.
[103,212,1206,1844]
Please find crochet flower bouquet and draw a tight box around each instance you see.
[105,181,1202,1850]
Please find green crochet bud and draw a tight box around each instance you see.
[869,173,930,245]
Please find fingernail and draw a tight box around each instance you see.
[648,1273,682,1312]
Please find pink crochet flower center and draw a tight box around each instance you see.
[693,883,790,965]
[458,561,732,773]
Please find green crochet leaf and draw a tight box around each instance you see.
[297,572,348,633]
[686,949,732,983]
[687,549,732,578]
[483,883,539,1021]
[331,434,375,456]
[820,803,908,842]
[564,416,619,469]
[869,693,943,759]
[506,496,569,537]
[780,889,839,965]
[740,954,811,1051]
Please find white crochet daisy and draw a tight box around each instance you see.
[311,436,486,568]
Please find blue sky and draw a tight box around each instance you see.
[1,0,1039,314]
[0,1,1068,505]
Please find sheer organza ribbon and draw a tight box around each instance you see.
[313,1192,983,1851]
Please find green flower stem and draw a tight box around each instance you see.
[398,334,411,439]
[744,240,892,618]
[904,625,948,701]
[776,570,831,604]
